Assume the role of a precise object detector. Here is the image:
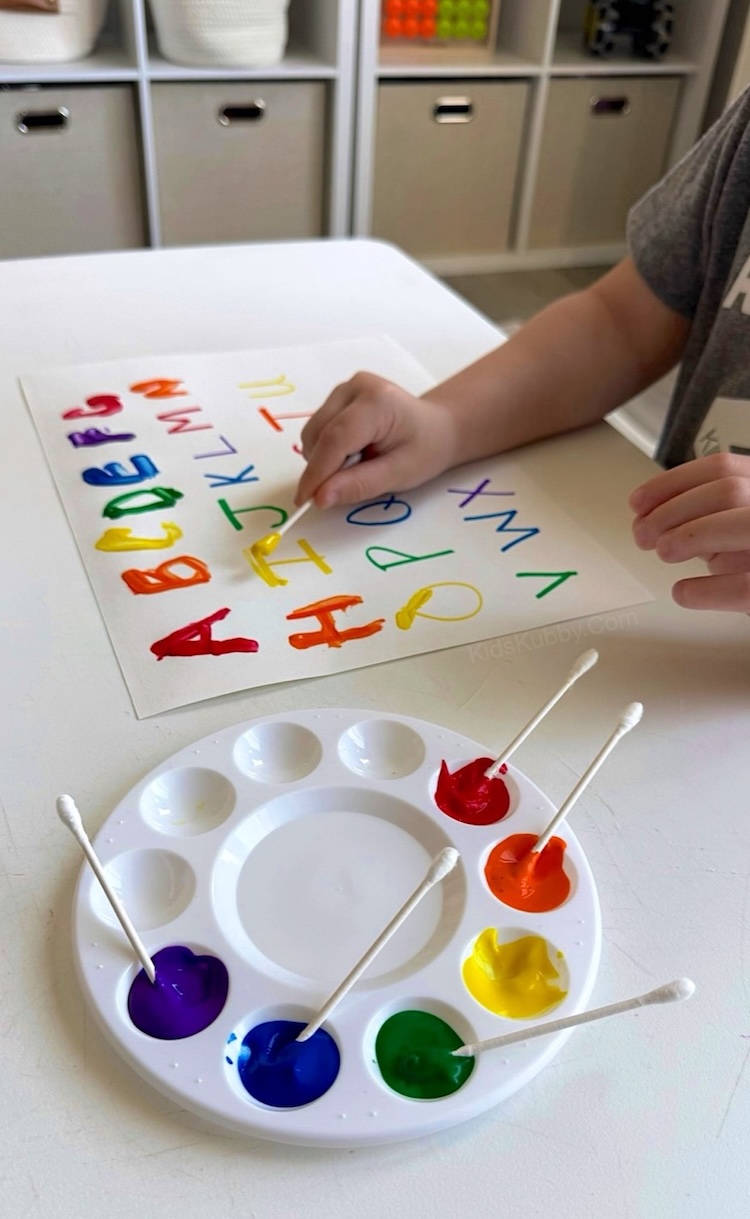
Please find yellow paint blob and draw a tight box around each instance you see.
[250,532,282,559]
[462,929,567,1019]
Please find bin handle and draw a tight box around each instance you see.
[218,101,266,126]
[433,97,474,124]
[589,96,631,116]
[16,106,70,134]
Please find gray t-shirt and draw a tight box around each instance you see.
[627,86,750,466]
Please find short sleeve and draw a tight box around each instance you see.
[627,86,750,319]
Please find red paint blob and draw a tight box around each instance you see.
[434,757,511,825]
[484,832,570,913]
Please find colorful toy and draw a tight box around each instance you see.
[584,1,674,60]
[381,0,499,47]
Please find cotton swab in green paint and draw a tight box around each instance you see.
[451,978,695,1057]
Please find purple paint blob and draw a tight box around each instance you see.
[127,945,229,1040]
[237,1020,340,1108]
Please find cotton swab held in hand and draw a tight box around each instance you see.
[484,649,599,780]
[531,700,643,855]
[451,977,695,1057]
[250,452,362,559]
[56,794,157,985]
[296,847,459,1043]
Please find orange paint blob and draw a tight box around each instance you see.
[484,832,570,913]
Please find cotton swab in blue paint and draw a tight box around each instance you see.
[484,649,599,779]
[451,978,695,1057]
[296,847,460,1042]
[56,794,157,984]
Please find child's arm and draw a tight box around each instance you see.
[296,257,690,508]
[630,454,750,611]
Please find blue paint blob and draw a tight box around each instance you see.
[237,1020,340,1108]
[127,945,229,1040]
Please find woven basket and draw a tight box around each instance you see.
[0,0,107,62]
[149,0,291,68]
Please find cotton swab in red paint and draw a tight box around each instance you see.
[56,794,157,985]
[296,847,459,1043]
[530,700,643,857]
[484,649,599,780]
[451,977,695,1057]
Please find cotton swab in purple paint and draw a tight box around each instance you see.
[56,794,157,984]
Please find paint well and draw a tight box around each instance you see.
[484,832,571,912]
[237,1019,340,1107]
[127,944,229,1039]
[434,757,510,825]
[375,1010,474,1099]
[462,929,567,1018]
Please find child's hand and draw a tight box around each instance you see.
[295,372,457,508]
[629,453,750,610]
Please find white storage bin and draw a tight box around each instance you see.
[0,0,107,63]
[149,0,291,68]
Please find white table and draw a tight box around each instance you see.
[2,240,749,1219]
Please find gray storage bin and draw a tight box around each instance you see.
[0,84,145,258]
[371,79,528,259]
[529,76,681,249]
[151,81,327,246]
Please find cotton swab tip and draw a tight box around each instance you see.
[251,532,282,559]
[568,648,599,680]
[425,846,459,884]
[56,794,85,837]
[619,701,644,732]
[645,977,696,1005]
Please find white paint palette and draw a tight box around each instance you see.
[72,709,601,1147]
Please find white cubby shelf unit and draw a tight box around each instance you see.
[355,0,733,275]
[0,0,358,247]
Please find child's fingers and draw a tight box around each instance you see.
[313,453,410,510]
[654,508,750,563]
[629,453,750,516]
[297,400,399,507]
[299,380,357,457]
[707,550,750,575]
[672,571,750,612]
[632,477,750,549]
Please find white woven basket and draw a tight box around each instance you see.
[149,0,291,68]
[0,0,107,62]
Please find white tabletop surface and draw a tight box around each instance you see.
[2,239,749,1219]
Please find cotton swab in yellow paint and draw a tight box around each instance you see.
[56,794,157,984]
[296,847,459,1043]
[248,453,362,561]
[484,649,599,780]
[451,977,695,1057]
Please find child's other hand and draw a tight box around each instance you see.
[629,453,750,610]
[295,372,457,508]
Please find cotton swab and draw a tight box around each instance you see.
[451,977,695,1057]
[530,700,643,855]
[484,649,599,780]
[249,452,362,559]
[296,847,459,1043]
[56,794,157,985]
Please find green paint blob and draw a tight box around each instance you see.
[375,1010,474,1100]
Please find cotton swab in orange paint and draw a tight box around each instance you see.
[529,700,643,858]
[249,453,362,561]
[484,649,599,780]
[451,977,695,1058]
[56,794,157,985]
[296,847,459,1043]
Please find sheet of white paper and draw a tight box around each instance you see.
[22,336,652,718]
